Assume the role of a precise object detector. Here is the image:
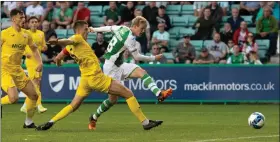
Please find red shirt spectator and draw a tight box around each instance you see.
[72,2,90,27]
[233,21,249,47]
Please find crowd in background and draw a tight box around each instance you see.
[1,1,279,65]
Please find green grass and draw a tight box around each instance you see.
[2,104,279,142]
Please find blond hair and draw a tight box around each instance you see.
[131,16,147,29]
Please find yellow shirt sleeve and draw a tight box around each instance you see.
[69,34,83,45]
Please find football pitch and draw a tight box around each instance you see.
[2,104,279,142]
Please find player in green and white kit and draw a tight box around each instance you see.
[88,16,172,130]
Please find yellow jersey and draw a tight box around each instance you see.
[25,29,46,67]
[64,34,101,76]
[1,27,31,70]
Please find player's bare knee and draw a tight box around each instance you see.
[138,68,147,77]
[108,96,118,104]
[123,88,133,99]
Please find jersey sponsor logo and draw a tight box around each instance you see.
[49,74,65,92]
[12,44,26,49]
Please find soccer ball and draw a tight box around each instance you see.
[248,112,265,129]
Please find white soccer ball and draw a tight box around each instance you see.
[248,112,265,129]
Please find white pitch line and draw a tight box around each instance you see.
[192,135,279,142]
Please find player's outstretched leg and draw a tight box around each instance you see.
[129,67,172,102]
[89,80,163,130]
[1,87,19,105]
[36,95,85,131]
[21,81,39,128]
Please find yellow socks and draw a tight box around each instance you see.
[25,97,37,120]
[1,95,11,105]
[50,105,73,123]
[126,96,147,123]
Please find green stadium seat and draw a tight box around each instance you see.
[166,5,181,15]
[241,16,253,24]
[88,33,97,40]
[88,6,103,16]
[102,5,110,15]
[258,50,267,59]
[231,4,240,10]
[67,29,74,37]
[179,28,195,38]
[203,40,213,48]
[135,5,145,10]
[91,16,104,27]
[1,18,10,22]
[55,29,67,39]
[145,53,151,56]
[181,5,194,15]
[195,51,201,57]
[248,27,256,34]
[169,39,179,49]
[187,15,198,27]
[168,27,180,39]
[163,52,174,60]
[87,39,95,46]
[73,6,77,11]
[190,40,203,51]
[256,40,270,50]
[171,16,188,27]
[222,16,230,24]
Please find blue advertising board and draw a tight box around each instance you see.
[24,65,280,103]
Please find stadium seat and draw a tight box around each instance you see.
[256,40,270,50]
[168,27,180,39]
[135,5,145,10]
[248,27,256,34]
[203,40,212,48]
[181,5,194,15]
[258,50,267,59]
[73,6,77,11]
[88,33,97,40]
[166,5,181,15]
[179,28,195,38]
[169,39,179,49]
[87,39,95,46]
[222,16,230,24]
[171,16,188,27]
[145,53,151,56]
[195,51,201,57]
[1,18,10,22]
[91,16,104,27]
[67,29,74,37]
[88,6,103,16]
[231,4,240,10]
[102,5,110,15]
[241,16,253,24]
[187,15,198,27]
[163,52,174,60]
[190,40,203,51]
[55,29,67,39]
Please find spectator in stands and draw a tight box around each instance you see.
[104,2,121,25]
[42,20,57,42]
[103,19,115,42]
[16,2,26,13]
[227,45,247,64]
[193,2,208,17]
[156,6,171,31]
[271,2,280,26]
[91,32,109,63]
[152,23,170,52]
[123,49,137,64]
[227,8,244,32]
[242,32,258,55]
[72,2,90,28]
[134,9,151,54]
[239,2,260,16]
[41,2,56,29]
[256,6,278,56]
[205,2,223,32]
[180,2,192,5]
[148,44,167,64]
[227,39,234,56]
[42,34,62,64]
[255,2,268,22]
[26,1,44,20]
[220,23,233,44]
[193,47,215,64]
[54,1,73,29]
[233,21,249,47]
[142,2,158,34]
[3,2,17,18]
[120,1,135,23]
[218,2,229,16]
[248,51,262,64]
[192,8,215,40]
[172,34,196,64]
[122,21,131,27]
[207,33,228,63]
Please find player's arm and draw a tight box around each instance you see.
[88,26,120,33]
[48,38,75,47]
[28,35,43,72]
[54,48,69,66]
[41,34,48,52]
